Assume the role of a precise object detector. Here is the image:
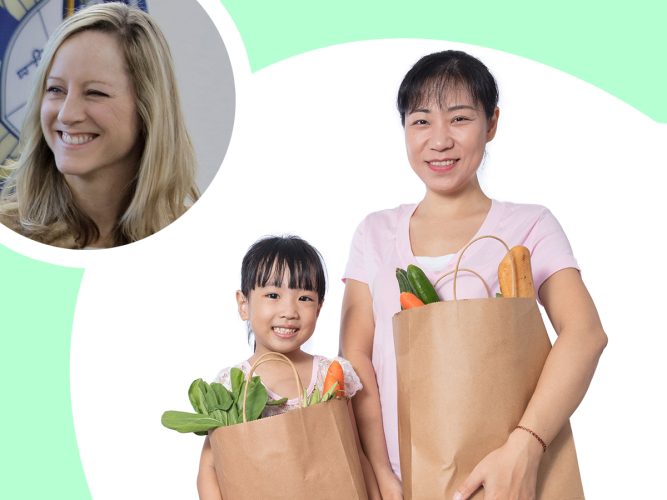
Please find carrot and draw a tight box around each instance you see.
[400,291,425,309]
[323,360,345,399]
[498,245,536,298]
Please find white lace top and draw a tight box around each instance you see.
[214,355,363,417]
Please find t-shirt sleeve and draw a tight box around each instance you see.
[342,217,369,284]
[527,208,579,297]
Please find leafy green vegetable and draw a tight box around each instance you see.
[243,377,269,422]
[188,379,209,415]
[205,385,219,413]
[301,381,338,407]
[308,386,321,406]
[210,383,234,411]
[321,381,338,403]
[161,411,222,433]
[228,403,240,426]
[163,364,345,437]
[218,411,228,426]
[266,397,288,406]
[230,368,244,401]
[163,372,270,434]
[235,380,246,414]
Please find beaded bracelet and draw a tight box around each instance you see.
[516,425,547,453]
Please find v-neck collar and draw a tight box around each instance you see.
[397,199,503,283]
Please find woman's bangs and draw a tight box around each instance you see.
[408,74,474,114]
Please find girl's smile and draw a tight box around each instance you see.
[237,280,321,356]
[272,326,299,338]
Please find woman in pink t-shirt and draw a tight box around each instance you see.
[340,50,607,499]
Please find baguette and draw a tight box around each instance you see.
[498,245,536,298]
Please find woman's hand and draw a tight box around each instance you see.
[453,429,542,500]
[453,268,606,499]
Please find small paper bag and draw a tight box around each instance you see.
[208,353,368,499]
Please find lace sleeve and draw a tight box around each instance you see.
[335,356,363,398]
[213,366,235,390]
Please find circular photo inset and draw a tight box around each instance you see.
[0,0,234,249]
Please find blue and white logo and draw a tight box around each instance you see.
[0,0,148,166]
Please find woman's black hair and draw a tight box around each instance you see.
[240,235,326,303]
[397,50,499,125]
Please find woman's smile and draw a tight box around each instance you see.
[426,158,458,172]
[58,131,98,146]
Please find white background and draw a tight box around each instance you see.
[2,0,665,497]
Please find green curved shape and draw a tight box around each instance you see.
[220,0,667,123]
[0,244,90,500]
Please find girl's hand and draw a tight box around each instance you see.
[375,467,403,500]
[452,429,543,500]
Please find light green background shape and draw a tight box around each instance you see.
[223,0,667,123]
[0,0,662,498]
[0,245,86,499]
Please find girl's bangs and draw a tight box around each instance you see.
[254,255,320,293]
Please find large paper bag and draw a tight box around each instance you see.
[208,352,368,499]
[393,237,585,499]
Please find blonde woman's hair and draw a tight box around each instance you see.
[0,2,199,247]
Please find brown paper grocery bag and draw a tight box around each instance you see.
[393,236,584,500]
[208,352,368,500]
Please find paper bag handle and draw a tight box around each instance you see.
[242,351,305,422]
[433,268,492,298]
[435,235,516,301]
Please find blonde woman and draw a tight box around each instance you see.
[0,2,198,248]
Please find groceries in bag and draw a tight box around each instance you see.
[395,242,535,309]
[162,352,368,499]
[393,235,584,499]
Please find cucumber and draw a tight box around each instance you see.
[407,264,440,304]
[395,268,413,294]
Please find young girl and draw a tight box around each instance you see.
[340,50,607,499]
[197,235,379,499]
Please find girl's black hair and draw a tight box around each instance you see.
[397,50,499,125]
[240,235,326,303]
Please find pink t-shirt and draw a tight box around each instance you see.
[342,199,579,476]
